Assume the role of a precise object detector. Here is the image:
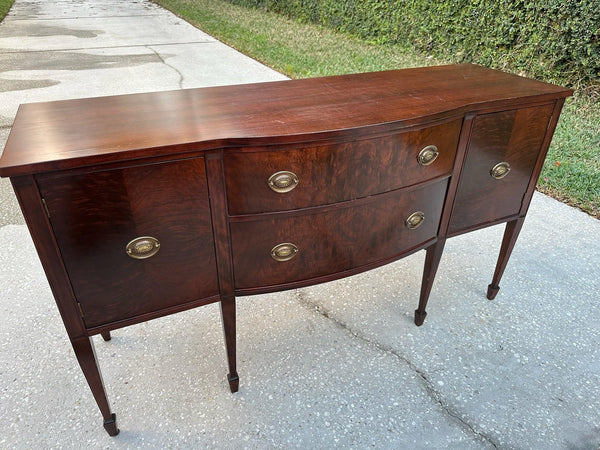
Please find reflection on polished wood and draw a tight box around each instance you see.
[0,64,571,435]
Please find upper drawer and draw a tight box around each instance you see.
[224,119,462,215]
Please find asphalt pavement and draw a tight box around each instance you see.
[1,1,599,448]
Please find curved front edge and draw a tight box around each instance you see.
[230,178,449,294]
[234,236,438,296]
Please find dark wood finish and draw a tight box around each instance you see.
[85,295,221,336]
[36,158,219,328]
[230,178,448,290]
[448,104,554,235]
[415,239,446,326]
[10,175,120,434]
[484,100,566,300]
[0,64,569,178]
[71,336,118,436]
[436,114,475,236]
[220,295,239,393]
[10,176,87,338]
[100,331,111,341]
[413,113,477,326]
[225,119,461,214]
[236,238,438,297]
[103,414,119,437]
[518,98,567,218]
[0,65,571,435]
[205,153,239,392]
[487,217,526,300]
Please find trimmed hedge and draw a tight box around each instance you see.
[224,0,599,89]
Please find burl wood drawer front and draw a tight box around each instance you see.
[37,158,219,328]
[224,119,461,215]
[448,104,554,235]
[231,178,448,291]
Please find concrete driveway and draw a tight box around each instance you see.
[1,1,599,448]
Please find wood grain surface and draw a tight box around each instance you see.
[37,158,219,328]
[448,103,554,234]
[0,64,571,177]
[230,178,448,290]
[225,119,461,214]
[1,64,573,436]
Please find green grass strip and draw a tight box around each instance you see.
[0,0,15,22]
[154,0,599,218]
[155,0,434,77]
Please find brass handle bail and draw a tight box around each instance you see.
[268,171,299,193]
[417,145,439,166]
[405,211,425,230]
[271,243,299,262]
[491,162,511,179]
[126,236,160,259]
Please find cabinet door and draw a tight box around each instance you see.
[37,158,219,328]
[448,104,553,235]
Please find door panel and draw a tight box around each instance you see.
[448,104,553,234]
[37,158,218,328]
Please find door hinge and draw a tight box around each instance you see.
[77,302,84,318]
[41,198,50,219]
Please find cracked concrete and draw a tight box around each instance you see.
[1,0,600,448]
[147,45,183,88]
[296,290,500,449]
[296,205,600,448]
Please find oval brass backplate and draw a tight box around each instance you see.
[490,162,511,180]
[271,243,299,262]
[126,236,160,260]
[405,211,425,230]
[268,171,299,193]
[417,145,439,166]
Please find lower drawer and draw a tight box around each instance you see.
[231,178,448,291]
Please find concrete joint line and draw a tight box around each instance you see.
[0,42,216,54]
[5,15,164,22]
[146,45,184,89]
[295,290,500,449]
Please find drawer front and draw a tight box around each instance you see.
[37,158,219,328]
[225,119,461,215]
[231,179,448,290]
[448,104,553,235]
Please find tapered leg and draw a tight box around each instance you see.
[220,295,239,392]
[100,331,111,341]
[415,239,446,326]
[487,217,525,300]
[71,337,119,436]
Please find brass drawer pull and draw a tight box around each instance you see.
[405,211,425,230]
[268,171,299,193]
[271,243,299,262]
[490,162,511,179]
[417,145,439,166]
[126,236,160,259]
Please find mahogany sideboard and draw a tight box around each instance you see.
[0,64,571,435]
